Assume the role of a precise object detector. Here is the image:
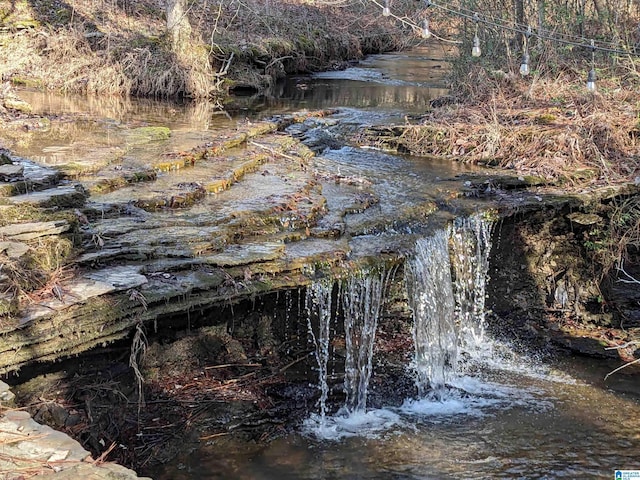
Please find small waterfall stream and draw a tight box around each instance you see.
[305,213,497,437]
[304,266,398,436]
[405,213,494,395]
[450,214,494,356]
[342,268,395,413]
[305,280,335,421]
[405,229,458,393]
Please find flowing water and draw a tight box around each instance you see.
[150,216,640,480]
[341,269,396,413]
[8,47,640,478]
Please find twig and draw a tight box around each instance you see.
[129,322,148,413]
[199,432,229,441]
[605,357,640,380]
[204,363,262,370]
[214,52,235,78]
[250,141,298,161]
[278,352,313,373]
[92,441,117,465]
[605,340,640,350]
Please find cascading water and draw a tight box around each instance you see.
[342,268,395,413]
[305,267,399,438]
[405,229,458,393]
[306,213,549,439]
[406,213,494,395]
[305,280,334,422]
[450,214,494,356]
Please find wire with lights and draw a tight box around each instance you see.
[376,0,640,92]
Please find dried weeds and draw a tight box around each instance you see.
[365,70,640,185]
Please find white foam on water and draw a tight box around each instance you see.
[399,375,552,420]
[460,336,579,386]
[302,214,574,443]
[303,408,402,441]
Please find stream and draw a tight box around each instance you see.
[7,47,640,479]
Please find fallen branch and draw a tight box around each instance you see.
[249,141,299,161]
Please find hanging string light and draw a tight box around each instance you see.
[519,26,532,76]
[421,18,432,39]
[587,39,597,92]
[382,0,391,17]
[471,13,481,57]
[381,0,640,89]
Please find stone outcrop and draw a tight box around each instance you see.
[0,111,412,374]
[0,381,149,479]
[0,106,638,376]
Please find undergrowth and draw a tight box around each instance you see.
[0,0,421,97]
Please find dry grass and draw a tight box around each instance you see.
[0,0,421,97]
[0,235,75,314]
[377,69,640,184]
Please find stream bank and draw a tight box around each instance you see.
[1,50,639,475]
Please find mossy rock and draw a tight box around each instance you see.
[10,77,43,88]
[0,296,18,317]
[127,126,172,145]
[3,97,32,114]
[12,19,40,30]
[0,152,12,166]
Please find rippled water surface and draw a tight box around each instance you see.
[148,355,640,480]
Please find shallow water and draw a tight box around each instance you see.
[148,354,640,480]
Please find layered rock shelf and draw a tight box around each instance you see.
[0,110,418,374]
[1,104,639,378]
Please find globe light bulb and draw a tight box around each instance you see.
[472,34,481,57]
[421,19,431,39]
[519,52,530,76]
[587,68,597,92]
[383,0,391,16]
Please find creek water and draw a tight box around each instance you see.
[9,48,640,478]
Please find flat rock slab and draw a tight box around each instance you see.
[35,462,152,480]
[0,220,70,240]
[22,265,148,324]
[0,240,30,258]
[0,394,149,479]
[0,410,90,474]
[204,242,285,267]
[0,163,24,179]
[8,185,86,207]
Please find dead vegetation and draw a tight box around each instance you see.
[0,0,419,97]
[362,69,640,184]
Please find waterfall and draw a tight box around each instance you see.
[405,229,458,393]
[407,214,494,394]
[304,267,400,439]
[305,267,394,421]
[450,215,493,355]
[305,280,334,421]
[342,268,394,413]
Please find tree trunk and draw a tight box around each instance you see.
[166,0,192,51]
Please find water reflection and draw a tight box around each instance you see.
[148,355,640,480]
[239,48,451,114]
[16,89,228,131]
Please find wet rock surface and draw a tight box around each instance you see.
[0,95,638,372]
